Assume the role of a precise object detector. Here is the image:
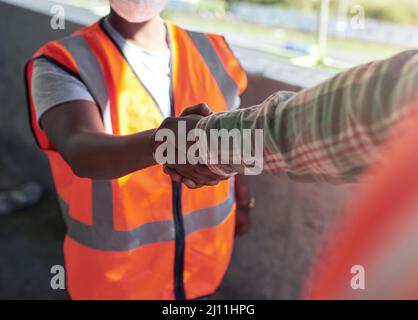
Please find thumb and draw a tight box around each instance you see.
[180,103,213,117]
[163,165,183,183]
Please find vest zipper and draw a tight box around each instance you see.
[172,181,186,300]
[99,17,187,298]
[165,23,186,301]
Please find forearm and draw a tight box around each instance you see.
[65,129,157,180]
[198,50,418,182]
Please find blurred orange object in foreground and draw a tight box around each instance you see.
[305,99,418,300]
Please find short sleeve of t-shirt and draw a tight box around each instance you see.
[31,58,95,123]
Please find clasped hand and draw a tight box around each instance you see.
[152,104,228,189]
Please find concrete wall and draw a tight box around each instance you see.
[0,1,358,299]
[0,2,80,187]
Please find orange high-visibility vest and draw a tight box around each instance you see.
[304,103,418,300]
[25,19,247,300]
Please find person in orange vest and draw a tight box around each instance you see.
[25,0,252,300]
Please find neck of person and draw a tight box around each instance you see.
[107,9,169,51]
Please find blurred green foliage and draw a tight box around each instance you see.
[225,0,418,25]
[355,0,418,25]
[82,0,418,25]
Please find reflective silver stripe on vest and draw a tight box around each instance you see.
[183,191,235,235]
[92,180,114,231]
[58,182,235,251]
[59,36,116,241]
[59,36,113,134]
[187,31,238,110]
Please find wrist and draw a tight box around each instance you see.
[149,129,160,165]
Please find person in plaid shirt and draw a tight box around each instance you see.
[159,50,418,299]
[162,50,418,185]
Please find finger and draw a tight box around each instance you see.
[171,165,203,184]
[180,173,207,187]
[178,167,226,187]
[171,165,222,187]
[184,170,215,186]
[202,166,232,181]
[184,171,220,187]
[175,167,219,187]
[193,165,227,181]
[203,180,220,186]
[181,103,212,117]
[164,166,183,183]
[182,178,202,189]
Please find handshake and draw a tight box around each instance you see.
[151,103,233,189]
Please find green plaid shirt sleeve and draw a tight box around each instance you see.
[196,50,418,182]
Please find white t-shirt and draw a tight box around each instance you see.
[103,18,172,118]
[31,17,172,121]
